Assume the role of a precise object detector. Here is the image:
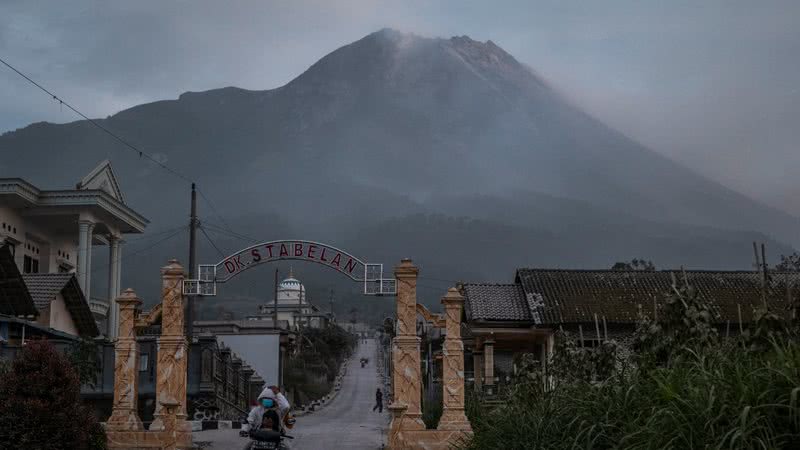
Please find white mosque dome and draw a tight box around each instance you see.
[279,277,305,291]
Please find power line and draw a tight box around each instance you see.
[122,224,188,242]
[199,224,226,258]
[202,222,260,244]
[418,275,461,284]
[0,56,194,184]
[91,226,187,274]
[196,188,236,235]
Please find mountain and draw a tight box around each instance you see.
[1,29,796,317]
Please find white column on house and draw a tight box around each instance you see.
[77,220,95,296]
[107,235,121,338]
[484,337,495,395]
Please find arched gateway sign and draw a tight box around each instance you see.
[183,240,396,296]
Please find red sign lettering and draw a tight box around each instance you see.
[307,245,317,259]
[224,260,236,274]
[331,252,342,267]
[319,247,328,262]
[294,243,303,257]
[344,257,357,274]
[279,244,289,257]
[265,244,274,258]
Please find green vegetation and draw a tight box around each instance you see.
[0,339,106,450]
[284,325,357,406]
[464,274,800,449]
[422,387,443,429]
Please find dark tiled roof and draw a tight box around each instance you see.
[516,269,800,326]
[22,273,99,337]
[462,283,530,322]
[22,273,74,309]
[0,244,38,317]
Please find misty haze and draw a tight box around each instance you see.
[1,2,799,450]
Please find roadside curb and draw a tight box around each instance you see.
[293,357,350,416]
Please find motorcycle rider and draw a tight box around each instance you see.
[258,385,293,427]
[245,390,289,449]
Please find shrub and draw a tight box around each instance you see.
[462,275,800,449]
[0,339,106,450]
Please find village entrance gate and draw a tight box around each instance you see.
[106,240,471,450]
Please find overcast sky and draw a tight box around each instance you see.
[1,0,798,214]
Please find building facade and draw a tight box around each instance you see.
[0,160,148,337]
[461,268,800,396]
[248,270,330,329]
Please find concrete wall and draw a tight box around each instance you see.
[49,293,79,335]
[217,334,280,386]
[0,205,78,274]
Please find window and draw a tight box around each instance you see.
[139,354,149,371]
[23,256,30,273]
[23,255,39,274]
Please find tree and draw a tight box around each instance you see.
[0,339,106,450]
[775,252,800,272]
[611,258,655,271]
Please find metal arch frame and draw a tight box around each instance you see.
[182,239,396,296]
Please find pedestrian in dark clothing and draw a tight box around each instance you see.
[373,388,383,413]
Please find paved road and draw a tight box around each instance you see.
[194,339,388,450]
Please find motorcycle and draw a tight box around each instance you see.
[247,429,294,450]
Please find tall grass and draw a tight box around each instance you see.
[466,340,800,449]
[463,278,800,449]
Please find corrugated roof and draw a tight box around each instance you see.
[462,283,530,322]
[515,269,800,325]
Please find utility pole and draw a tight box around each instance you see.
[273,268,279,328]
[329,289,334,324]
[186,183,197,339]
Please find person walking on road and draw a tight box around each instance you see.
[373,388,383,413]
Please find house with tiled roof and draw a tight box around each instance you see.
[461,268,800,395]
[0,160,148,338]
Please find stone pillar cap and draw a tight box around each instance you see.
[441,287,464,304]
[161,259,184,276]
[395,258,418,277]
[116,288,143,306]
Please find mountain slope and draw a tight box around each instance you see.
[1,29,796,311]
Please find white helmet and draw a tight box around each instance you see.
[257,386,277,402]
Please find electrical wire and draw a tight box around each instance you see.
[196,188,236,236]
[0,56,268,258]
[90,226,187,274]
[122,224,188,242]
[0,56,193,184]
[199,224,226,258]
[202,222,260,244]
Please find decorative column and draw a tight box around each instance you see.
[472,349,483,391]
[438,288,472,431]
[388,258,424,430]
[150,260,190,436]
[106,288,144,431]
[107,235,121,339]
[483,337,495,395]
[76,220,94,296]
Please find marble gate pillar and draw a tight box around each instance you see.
[150,260,190,440]
[388,258,425,430]
[438,288,471,431]
[106,289,144,431]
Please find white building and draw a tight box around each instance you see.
[0,161,148,337]
[247,269,330,329]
